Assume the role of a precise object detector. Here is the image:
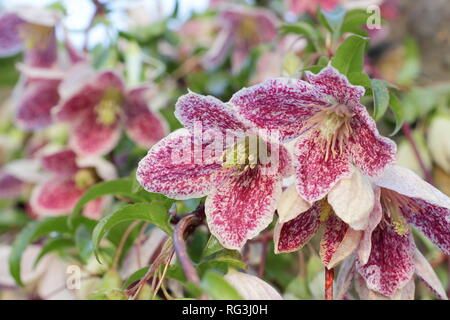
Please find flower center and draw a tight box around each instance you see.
[19,24,53,51]
[305,103,354,161]
[221,136,268,174]
[237,16,259,43]
[380,189,420,236]
[94,88,123,126]
[74,168,97,190]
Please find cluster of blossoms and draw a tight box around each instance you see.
[137,65,450,299]
[0,6,168,218]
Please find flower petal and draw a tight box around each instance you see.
[224,270,283,300]
[41,149,78,177]
[328,168,375,230]
[335,255,356,300]
[124,87,169,148]
[320,214,362,268]
[175,92,247,136]
[55,70,124,122]
[231,78,324,141]
[24,28,58,68]
[413,248,447,300]
[274,202,321,253]
[356,224,415,297]
[202,28,234,70]
[30,178,84,216]
[0,11,24,57]
[69,108,121,156]
[357,187,383,265]
[374,164,450,210]
[136,129,222,200]
[294,129,353,202]
[305,65,365,105]
[15,79,60,130]
[277,184,311,223]
[0,171,24,199]
[205,167,281,249]
[347,107,397,177]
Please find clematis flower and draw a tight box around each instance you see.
[233,65,396,203]
[276,164,450,298]
[203,5,279,74]
[54,70,169,156]
[137,92,292,249]
[30,149,117,219]
[274,167,373,269]
[0,6,60,68]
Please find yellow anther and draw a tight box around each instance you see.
[94,88,123,126]
[74,169,97,190]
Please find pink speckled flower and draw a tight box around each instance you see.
[287,0,339,16]
[54,70,169,156]
[0,6,60,68]
[30,149,117,219]
[276,164,450,298]
[137,92,292,249]
[233,65,396,203]
[203,5,279,74]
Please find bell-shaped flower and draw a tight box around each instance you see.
[203,5,279,74]
[233,65,396,203]
[0,6,60,67]
[30,149,117,219]
[54,70,169,156]
[137,92,292,249]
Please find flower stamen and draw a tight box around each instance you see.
[95,88,123,126]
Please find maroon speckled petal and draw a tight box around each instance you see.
[15,78,60,130]
[69,108,121,156]
[347,106,397,177]
[0,11,24,57]
[136,129,223,200]
[274,202,322,253]
[55,70,125,122]
[294,129,353,203]
[305,65,365,105]
[205,167,281,249]
[24,28,57,68]
[320,214,362,268]
[41,149,78,177]
[231,78,324,141]
[413,248,447,300]
[124,87,168,148]
[356,224,415,297]
[402,198,450,255]
[175,92,247,136]
[0,171,24,199]
[30,178,84,216]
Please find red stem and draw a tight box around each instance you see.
[325,267,334,300]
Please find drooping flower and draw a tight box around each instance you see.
[30,149,117,219]
[276,164,450,298]
[203,5,279,74]
[233,65,396,203]
[274,167,374,269]
[137,92,292,249]
[286,0,339,16]
[54,70,169,156]
[0,6,60,67]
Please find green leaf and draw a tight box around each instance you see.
[331,35,368,76]
[68,178,145,227]
[201,271,243,300]
[34,238,74,268]
[280,22,319,50]
[9,216,70,286]
[92,203,172,260]
[347,72,371,89]
[388,92,405,136]
[202,235,224,257]
[75,224,94,264]
[341,9,371,36]
[319,6,347,34]
[397,37,420,86]
[371,79,390,120]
